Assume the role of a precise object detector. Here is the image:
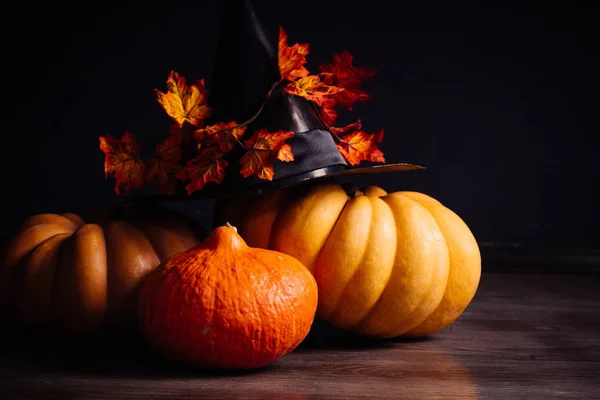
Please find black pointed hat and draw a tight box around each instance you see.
[192,0,423,197]
[142,0,423,200]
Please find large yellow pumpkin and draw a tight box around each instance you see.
[214,180,481,338]
[0,203,206,337]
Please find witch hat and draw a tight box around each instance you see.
[102,0,423,200]
[192,0,422,198]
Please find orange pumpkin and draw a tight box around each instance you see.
[214,180,481,338]
[137,223,318,369]
[0,203,206,337]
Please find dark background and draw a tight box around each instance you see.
[1,1,598,257]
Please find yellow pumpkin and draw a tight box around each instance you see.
[214,180,481,338]
[1,203,206,337]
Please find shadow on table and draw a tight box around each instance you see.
[0,321,441,379]
[295,320,437,352]
[0,329,261,378]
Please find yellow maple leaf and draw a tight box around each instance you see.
[154,71,213,127]
[285,73,344,106]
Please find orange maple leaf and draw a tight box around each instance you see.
[147,126,183,195]
[319,51,376,110]
[278,26,310,81]
[193,121,247,153]
[99,132,146,196]
[284,73,344,106]
[154,71,213,128]
[240,129,295,181]
[176,147,228,194]
[336,129,385,166]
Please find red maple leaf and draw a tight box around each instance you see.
[240,129,295,181]
[319,51,376,110]
[330,119,363,136]
[176,147,228,194]
[146,125,183,195]
[320,99,338,126]
[99,132,146,196]
[278,26,310,81]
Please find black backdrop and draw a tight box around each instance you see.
[2,1,598,254]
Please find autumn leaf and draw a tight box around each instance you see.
[176,147,228,194]
[240,129,295,181]
[285,73,344,106]
[336,129,385,166]
[167,123,184,140]
[278,26,310,81]
[320,99,338,126]
[320,51,376,87]
[319,51,376,110]
[193,121,247,153]
[99,132,146,196]
[147,128,183,195]
[330,119,362,136]
[154,71,213,127]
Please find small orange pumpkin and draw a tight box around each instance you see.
[0,203,206,337]
[137,223,318,369]
[214,180,481,339]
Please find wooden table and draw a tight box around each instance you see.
[1,271,599,399]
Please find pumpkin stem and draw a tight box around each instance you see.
[224,222,238,233]
[342,183,363,198]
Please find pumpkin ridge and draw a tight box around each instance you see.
[240,190,289,249]
[352,194,408,336]
[16,231,72,267]
[104,220,159,332]
[392,196,449,336]
[158,211,206,249]
[307,186,363,297]
[401,199,454,333]
[11,232,70,326]
[52,223,108,334]
[3,224,76,271]
[356,194,450,338]
[128,206,207,262]
[1,224,76,315]
[60,213,86,227]
[130,220,165,261]
[400,194,481,337]
[335,196,397,329]
[319,196,373,323]
[269,183,348,273]
[129,217,191,263]
[18,214,79,232]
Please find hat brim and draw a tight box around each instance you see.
[328,163,425,176]
[127,162,425,202]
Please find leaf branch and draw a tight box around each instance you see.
[205,78,285,149]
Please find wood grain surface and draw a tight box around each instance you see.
[0,271,599,399]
